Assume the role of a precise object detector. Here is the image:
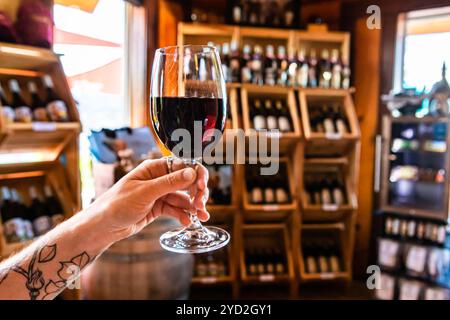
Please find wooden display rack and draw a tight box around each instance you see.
[177,23,360,294]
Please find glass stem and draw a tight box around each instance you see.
[183,159,204,231]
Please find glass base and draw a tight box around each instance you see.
[160,225,230,254]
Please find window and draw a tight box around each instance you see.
[396,7,450,92]
[54,0,128,206]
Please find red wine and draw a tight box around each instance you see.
[152,97,226,160]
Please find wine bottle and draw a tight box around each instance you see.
[250,169,263,204]
[391,217,400,239]
[341,59,351,89]
[247,248,257,275]
[416,221,425,243]
[29,81,49,122]
[11,189,34,240]
[275,100,291,132]
[1,186,25,243]
[406,219,416,241]
[322,105,335,134]
[287,47,298,87]
[264,45,277,85]
[283,0,295,27]
[267,0,280,26]
[232,0,243,24]
[248,0,259,25]
[399,219,408,239]
[241,44,253,83]
[320,178,332,205]
[264,99,278,130]
[256,248,265,274]
[0,83,15,123]
[437,224,447,245]
[304,240,317,273]
[327,240,341,273]
[317,240,329,273]
[307,49,318,88]
[330,49,342,89]
[221,42,231,83]
[29,186,52,236]
[332,104,348,134]
[9,79,32,123]
[274,248,285,275]
[43,75,69,122]
[297,48,309,87]
[44,185,65,227]
[318,49,332,88]
[251,99,266,130]
[331,177,345,205]
[265,249,275,274]
[195,256,207,277]
[275,175,290,203]
[230,41,241,82]
[251,45,264,85]
[263,177,275,204]
[277,46,288,86]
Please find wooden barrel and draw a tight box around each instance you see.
[81,217,194,300]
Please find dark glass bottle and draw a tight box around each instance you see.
[330,49,342,89]
[251,99,266,130]
[307,49,318,88]
[0,83,15,123]
[297,48,309,87]
[318,49,332,88]
[29,81,49,122]
[29,186,52,236]
[241,44,253,83]
[44,185,65,227]
[277,46,289,86]
[276,100,291,132]
[43,75,69,122]
[1,186,25,243]
[264,99,278,130]
[251,45,264,85]
[230,41,241,83]
[11,188,34,240]
[9,79,32,123]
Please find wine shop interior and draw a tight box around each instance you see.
[0,0,450,300]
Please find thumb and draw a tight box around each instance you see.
[150,167,197,199]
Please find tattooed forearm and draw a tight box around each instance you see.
[1,244,92,300]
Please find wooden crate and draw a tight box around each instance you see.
[299,89,359,156]
[0,166,76,258]
[239,223,295,284]
[295,30,350,64]
[242,157,297,221]
[297,222,352,282]
[300,158,357,222]
[191,223,236,286]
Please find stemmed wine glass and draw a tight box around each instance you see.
[150,45,230,253]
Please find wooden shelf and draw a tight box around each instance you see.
[239,223,295,285]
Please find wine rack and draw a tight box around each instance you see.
[297,222,352,282]
[0,166,76,256]
[239,224,295,286]
[0,43,81,299]
[176,23,360,296]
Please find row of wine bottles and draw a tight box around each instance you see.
[194,252,228,278]
[378,238,450,283]
[231,0,297,28]
[206,165,232,205]
[0,186,64,244]
[389,166,446,184]
[0,76,70,123]
[383,215,447,246]
[391,138,447,153]
[377,272,450,300]
[303,238,343,274]
[214,41,351,89]
[249,98,292,132]
[304,173,347,206]
[246,165,291,205]
[309,104,350,135]
[245,246,287,276]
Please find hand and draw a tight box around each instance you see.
[85,158,210,243]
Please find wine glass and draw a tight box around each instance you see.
[150,45,230,253]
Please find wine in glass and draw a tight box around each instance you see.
[150,45,230,253]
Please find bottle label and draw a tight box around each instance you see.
[241,67,252,83]
[318,256,329,273]
[275,188,288,203]
[306,256,317,273]
[232,6,241,23]
[336,120,348,135]
[4,218,26,243]
[321,190,332,205]
[47,100,68,122]
[332,189,344,206]
[324,119,335,134]
[253,115,266,130]
[437,226,446,244]
[2,106,15,123]
[278,117,291,132]
[297,65,308,87]
[33,216,52,236]
[251,188,263,204]
[331,65,342,89]
[15,106,32,123]
[33,107,49,122]
[264,188,275,203]
[22,220,35,239]
[329,256,341,273]
[267,116,278,130]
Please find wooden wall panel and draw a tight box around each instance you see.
[352,17,381,277]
